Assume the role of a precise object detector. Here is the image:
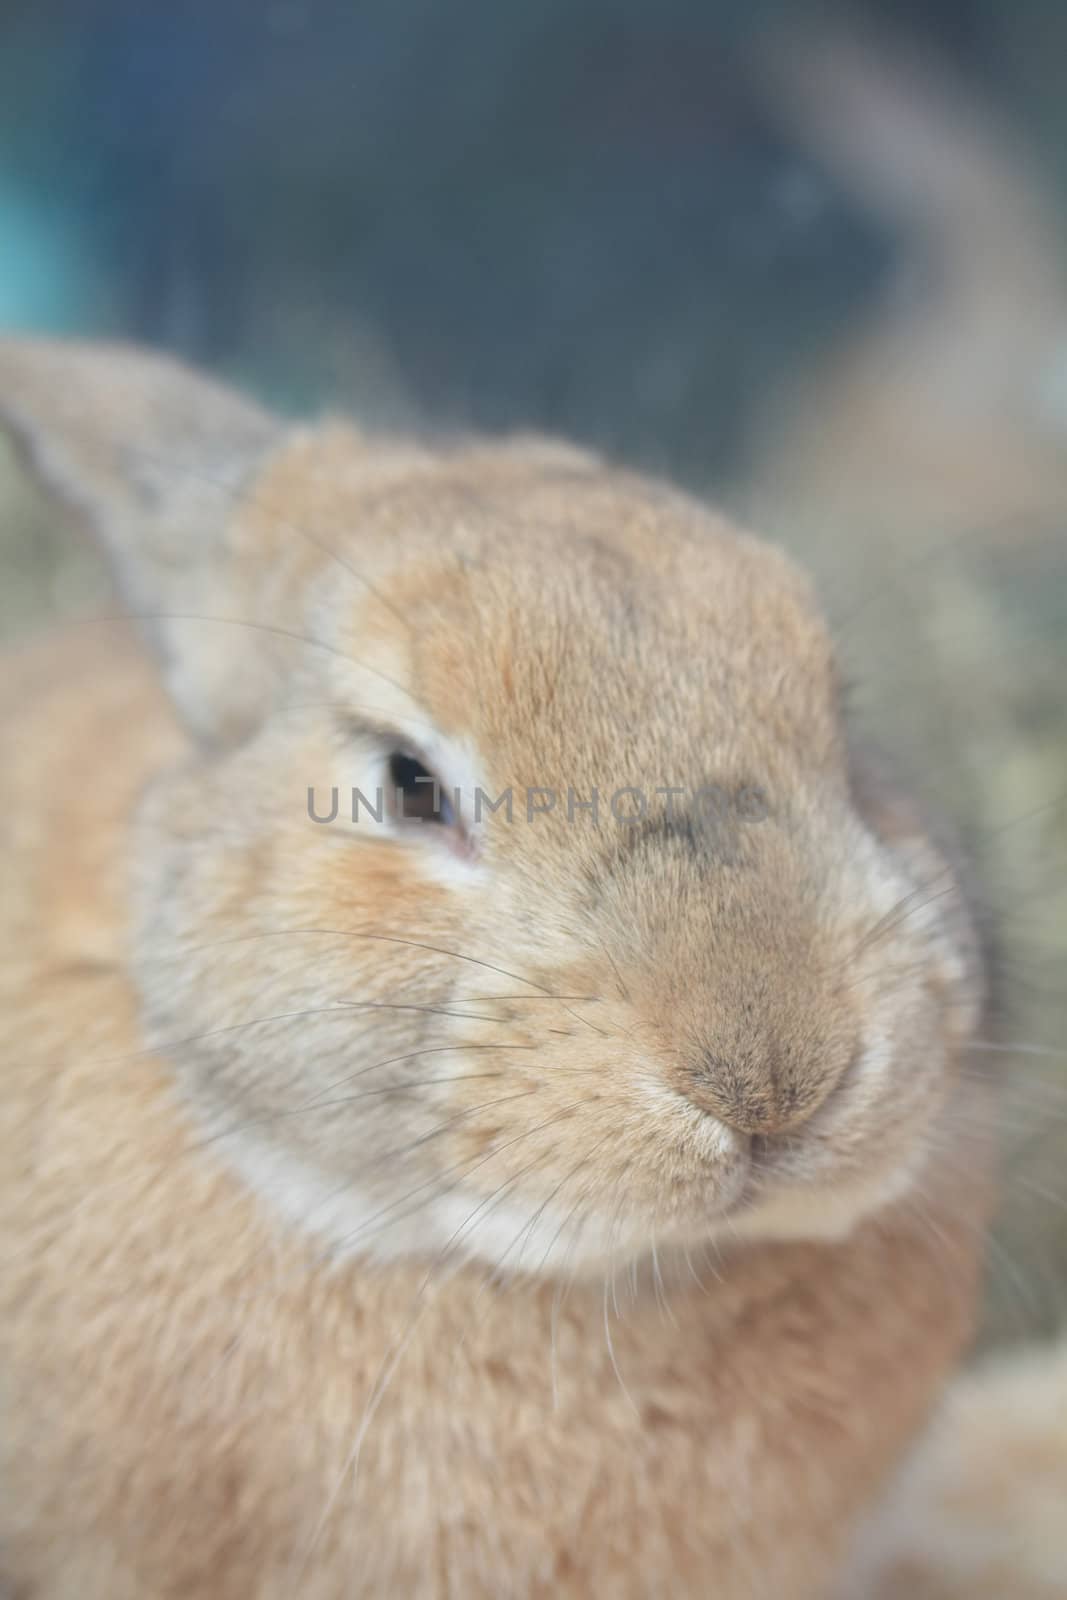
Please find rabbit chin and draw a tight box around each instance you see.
[212,1119,929,1278]
[725,1154,932,1247]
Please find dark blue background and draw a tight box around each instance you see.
[1,0,1062,482]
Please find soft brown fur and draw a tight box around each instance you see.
[0,339,991,1597]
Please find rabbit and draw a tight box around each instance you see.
[0,337,992,1598]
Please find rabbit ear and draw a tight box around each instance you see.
[0,337,293,743]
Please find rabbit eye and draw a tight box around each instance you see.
[388,751,456,826]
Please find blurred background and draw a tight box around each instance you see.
[1,0,1065,1348]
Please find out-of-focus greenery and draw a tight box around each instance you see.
[1,0,1065,1349]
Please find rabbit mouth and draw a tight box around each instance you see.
[722,1101,946,1245]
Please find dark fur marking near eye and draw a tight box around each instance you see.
[597,808,757,878]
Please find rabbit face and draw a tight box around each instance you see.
[0,343,983,1276]
[127,432,981,1275]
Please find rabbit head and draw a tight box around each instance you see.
[0,339,983,1275]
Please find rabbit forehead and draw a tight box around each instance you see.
[264,430,841,772]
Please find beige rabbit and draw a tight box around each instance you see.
[0,337,992,1597]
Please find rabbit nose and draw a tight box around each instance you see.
[687,1045,847,1137]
